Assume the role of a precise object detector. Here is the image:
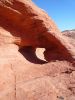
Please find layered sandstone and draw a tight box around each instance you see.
[0,0,75,100]
[0,0,75,61]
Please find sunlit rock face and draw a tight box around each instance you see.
[0,0,75,100]
[62,29,75,39]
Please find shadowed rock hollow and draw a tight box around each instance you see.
[0,0,75,100]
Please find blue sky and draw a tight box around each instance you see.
[32,0,75,31]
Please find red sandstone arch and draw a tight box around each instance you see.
[0,0,74,62]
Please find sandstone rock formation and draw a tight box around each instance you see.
[0,0,75,100]
[62,29,75,39]
[0,0,75,61]
[62,30,75,52]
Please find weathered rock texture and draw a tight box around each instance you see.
[0,0,75,61]
[62,30,75,49]
[0,0,75,100]
[62,29,75,39]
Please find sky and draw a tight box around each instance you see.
[32,0,75,31]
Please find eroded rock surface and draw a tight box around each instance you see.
[0,0,75,100]
[62,29,75,39]
[0,0,75,61]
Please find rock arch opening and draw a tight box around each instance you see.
[19,46,47,64]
